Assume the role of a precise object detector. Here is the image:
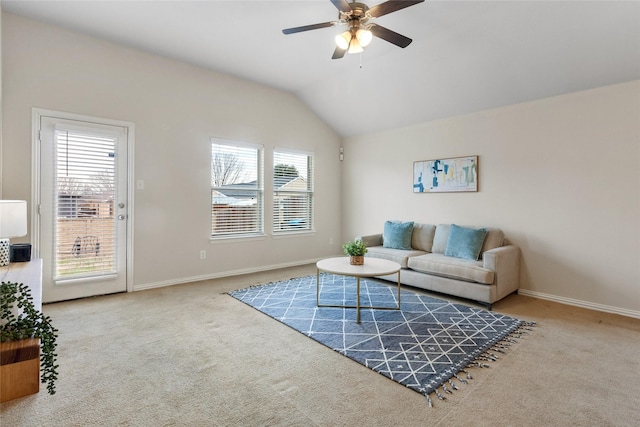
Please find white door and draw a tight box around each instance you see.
[36,112,132,302]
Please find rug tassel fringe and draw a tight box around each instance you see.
[425,321,536,408]
[460,368,473,380]
[454,373,468,384]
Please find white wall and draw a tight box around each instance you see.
[3,12,638,317]
[342,80,640,317]
[0,5,3,197]
[1,13,343,289]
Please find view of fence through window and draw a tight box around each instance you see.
[273,150,313,232]
[55,130,117,279]
[210,140,314,238]
[211,140,263,237]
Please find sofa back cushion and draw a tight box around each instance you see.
[432,224,505,257]
[382,221,414,250]
[411,223,436,252]
[481,227,505,254]
[444,224,489,260]
[432,224,451,254]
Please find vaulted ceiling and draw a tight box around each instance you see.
[2,0,639,137]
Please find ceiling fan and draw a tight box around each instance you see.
[282,0,425,59]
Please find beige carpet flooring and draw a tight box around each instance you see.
[1,264,639,426]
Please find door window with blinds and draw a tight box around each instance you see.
[273,149,314,233]
[54,129,118,279]
[211,139,264,238]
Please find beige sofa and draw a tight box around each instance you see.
[358,223,520,308]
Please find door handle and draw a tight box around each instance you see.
[118,215,125,220]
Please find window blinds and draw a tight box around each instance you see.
[273,149,314,233]
[211,139,264,238]
[54,130,117,278]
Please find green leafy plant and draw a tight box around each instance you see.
[1,281,59,395]
[342,239,368,257]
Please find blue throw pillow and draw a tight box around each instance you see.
[383,221,414,250]
[444,224,488,260]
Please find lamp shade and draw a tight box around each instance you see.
[356,29,372,47]
[0,200,27,238]
[335,31,351,50]
[348,38,363,54]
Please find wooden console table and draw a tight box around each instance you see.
[0,259,43,402]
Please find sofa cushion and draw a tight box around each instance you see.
[432,224,505,259]
[444,224,488,261]
[432,224,451,254]
[366,246,427,269]
[407,253,495,285]
[411,223,436,252]
[383,221,414,250]
[481,228,505,254]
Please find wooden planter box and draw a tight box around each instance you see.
[0,338,40,402]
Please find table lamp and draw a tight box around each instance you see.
[0,200,27,267]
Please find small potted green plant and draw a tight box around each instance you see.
[342,238,368,265]
[1,281,59,395]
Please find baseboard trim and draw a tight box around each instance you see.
[517,289,640,319]
[133,258,321,292]
[136,267,640,320]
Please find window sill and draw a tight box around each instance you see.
[209,234,267,244]
[272,230,316,239]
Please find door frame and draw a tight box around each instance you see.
[31,108,135,294]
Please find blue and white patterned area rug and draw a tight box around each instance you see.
[228,273,533,406]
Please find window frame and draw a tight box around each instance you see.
[210,138,264,240]
[272,148,314,235]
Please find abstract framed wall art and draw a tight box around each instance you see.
[413,156,478,193]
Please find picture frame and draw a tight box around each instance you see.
[413,155,478,193]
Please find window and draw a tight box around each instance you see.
[273,149,314,233]
[211,139,263,238]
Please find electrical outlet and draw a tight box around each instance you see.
[199,250,206,260]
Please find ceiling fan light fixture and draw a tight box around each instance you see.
[356,28,372,47]
[283,0,426,59]
[348,38,364,54]
[335,31,351,50]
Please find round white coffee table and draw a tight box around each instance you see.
[316,257,402,323]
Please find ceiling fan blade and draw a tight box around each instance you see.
[331,0,352,13]
[369,0,425,18]
[282,21,336,35]
[370,24,413,48]
[332,46,347,59]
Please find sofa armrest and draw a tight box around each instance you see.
[482,245,521,301]
[356,233,383,248]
